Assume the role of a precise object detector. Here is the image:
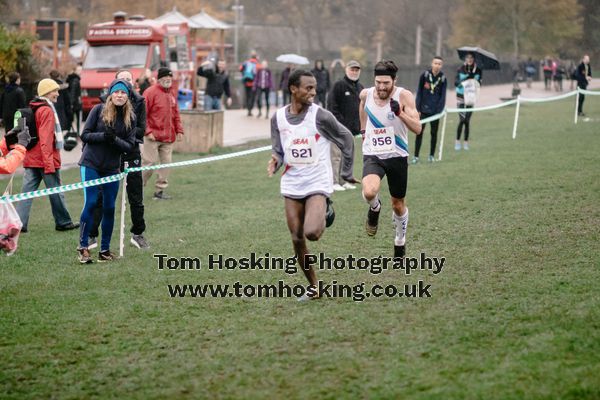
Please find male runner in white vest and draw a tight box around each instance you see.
[359,60,422,259]
[268,69,359,300]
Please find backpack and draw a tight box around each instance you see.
[13,104,49,150]
[242,61,256,82]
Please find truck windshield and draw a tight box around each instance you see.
[84,45,148,69]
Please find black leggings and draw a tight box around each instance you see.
[415,114,439,157]
[256,88,270,114]
[578,91,586,114]
[457,103,473,141]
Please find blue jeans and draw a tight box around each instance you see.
[15,168,73,230]
[79,166,120,251]
[204,95,222,111]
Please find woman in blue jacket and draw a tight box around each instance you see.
[77,79,136,263]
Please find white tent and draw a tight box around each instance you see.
[155,7,202,29]
[189,10,230,30]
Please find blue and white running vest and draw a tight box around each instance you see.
[362,87,409,159]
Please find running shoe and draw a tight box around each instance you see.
[153,191,172,200]
[428,155,435,163]
[98,250,116,262]
[131,234,150,249]
[332,184,346,191]
[411,157,419,164]
[455,141,461,151]
[56,222,80,231]
[77,247,93,264]
[365,206,380,236]
[394,244,406,260]
[297,286,320,302]
[463,142,469,150]
[342,182,356,190]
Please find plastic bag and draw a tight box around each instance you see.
[462,79,480,107]
[0,176,23,256]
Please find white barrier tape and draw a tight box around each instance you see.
[520,91,577,103]
[446,99,518,114]
[0,172,127,204]
[578,88,600,96]
[0,146,272,204]
[420,111,446,124]
[126,145,271,173]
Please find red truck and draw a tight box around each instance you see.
[81,12,193,117]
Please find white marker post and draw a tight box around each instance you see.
[119,162,128,258]
[512,95,521,139]
[438,111,448,161]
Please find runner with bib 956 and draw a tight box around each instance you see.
[359,60,422,260]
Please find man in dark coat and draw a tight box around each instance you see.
[0,72,27,133]
[414,56,447,163]
[197,59,232,111]
[327,60,363,191]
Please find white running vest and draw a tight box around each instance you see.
[362,87,409,159]
[276,103,333,197]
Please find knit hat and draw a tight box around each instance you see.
[37,78,60,97]
[157,67,173,80]
[109,80,130,96]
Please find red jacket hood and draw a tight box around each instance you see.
[29,98,51,109]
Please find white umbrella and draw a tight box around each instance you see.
[276,54,310,65]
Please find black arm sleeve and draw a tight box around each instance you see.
[135,98,147,143]
[316,108,355,181]
[223,76,231,98]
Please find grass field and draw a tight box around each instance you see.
[1,98,599,399]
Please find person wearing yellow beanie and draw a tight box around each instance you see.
[14,77,78,233]
[37,78,60,97]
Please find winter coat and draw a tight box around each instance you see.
[279,68,292,92]
[311,67,330,94]
[197,65,231,98]
[79,103,136,174]
[0,84,27,131]
[22,99,61,174]
[100,89,146,155]
[416,69,447,115]
[327,76,364,135]
[253,68,274,91]
[143,83,183,143]
[66,73,82,113]
[0,139,26,174]
[455,64,482,99]
[576,62,592,89]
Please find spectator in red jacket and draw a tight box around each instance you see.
[142,68,184,200]
[15,79,79,232]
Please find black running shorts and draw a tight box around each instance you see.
[362,155,408,199]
